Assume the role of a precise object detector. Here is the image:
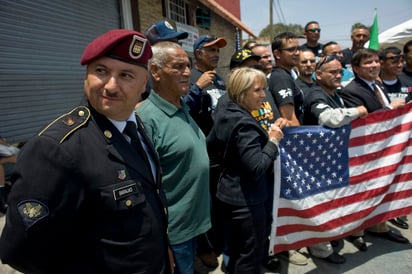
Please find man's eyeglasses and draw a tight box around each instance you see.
[300,59,316,64]
[383,54,404,64]
[279,46,300,53]
[315,55,341,70]
[307,28,321,33]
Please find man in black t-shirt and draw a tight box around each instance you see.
[269,32,304,126]
[299,21,323,58]
[379,46,411,103]
[184,35,227,137]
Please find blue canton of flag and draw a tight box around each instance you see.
[280,125,351,200]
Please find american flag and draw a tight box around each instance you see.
[269,103,412,254]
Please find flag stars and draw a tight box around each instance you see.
[279,125,351,199]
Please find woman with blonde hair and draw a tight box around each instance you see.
[207,67,283,273]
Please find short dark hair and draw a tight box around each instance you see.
[379,47,401,60]
[403,40,412,55]
[351,48,378,67]
[351,23,369,33]
[243,40,257,50]
[271,32,298,52]
[304,21,319,31]
[322,41,338,52]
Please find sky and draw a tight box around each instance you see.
[240,0,412,48]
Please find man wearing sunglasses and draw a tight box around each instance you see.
[321,41,355,87]
[295,49,316,94]
[379,47,410,103]
[269,32,304,127]
[267,32,308,268]
[303,55,368,264]
[300,21,323,58]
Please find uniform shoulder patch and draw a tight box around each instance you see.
[17,200,49,230]
[38,106,91,143]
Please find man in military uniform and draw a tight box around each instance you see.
[0,30,171,274]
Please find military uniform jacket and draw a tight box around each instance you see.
[0,104,170,274]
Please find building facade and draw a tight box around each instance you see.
[0,0,256,142]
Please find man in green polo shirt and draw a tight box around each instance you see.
[136,41,210,274]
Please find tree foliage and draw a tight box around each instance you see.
[259,23,304,39]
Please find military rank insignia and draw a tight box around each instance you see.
[117,169,127,180]
[17,200,49,230]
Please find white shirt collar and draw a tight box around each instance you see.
[108,114,137,133]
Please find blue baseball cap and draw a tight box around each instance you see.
[144,20,188,45]
[193,35,227,52]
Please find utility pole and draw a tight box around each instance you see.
[269,0,273,42]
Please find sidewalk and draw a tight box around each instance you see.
[195,216,412,274]
[1,213,411,274]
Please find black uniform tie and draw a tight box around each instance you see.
[124,121,150,164]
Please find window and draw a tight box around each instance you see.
[196,5,211,30]
[165,0,187,24]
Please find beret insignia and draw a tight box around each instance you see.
[130,35,146,59]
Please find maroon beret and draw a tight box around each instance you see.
[80,29,152,67]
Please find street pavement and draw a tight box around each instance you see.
[195,216,412,274]
[0,213,411,274]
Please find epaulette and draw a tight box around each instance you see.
[38,106,91,144]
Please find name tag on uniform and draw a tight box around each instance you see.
[113,183,138,200]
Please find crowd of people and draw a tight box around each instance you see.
[0,18,411,274]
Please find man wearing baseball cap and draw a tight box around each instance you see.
[181,34,227,269]
[0,29,171,273]
[144,20,188,45]
[184,35,227,136]
[139,20,189,102]
[229,48,262,70]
